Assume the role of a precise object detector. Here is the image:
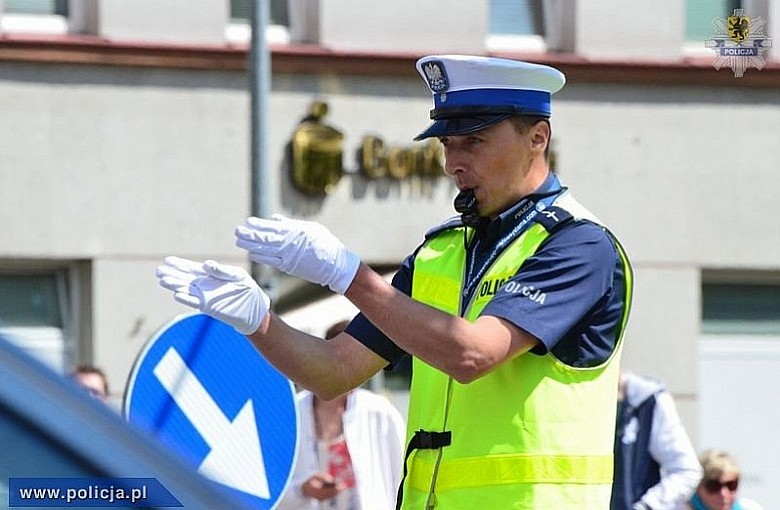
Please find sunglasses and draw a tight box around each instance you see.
[703,478,739,493]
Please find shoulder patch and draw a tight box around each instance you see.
[424,214,464,239]
[534,205,574,232]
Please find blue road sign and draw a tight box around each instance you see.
[125,313,298,510]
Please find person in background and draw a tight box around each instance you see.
[612,371,702,510]
[680,449,763,510]
[71,364,109,403]
[278,319,406,510]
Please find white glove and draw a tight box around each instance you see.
[234,214,360,294]
[155,256,270,335]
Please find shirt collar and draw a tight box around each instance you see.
[481,171,563,241]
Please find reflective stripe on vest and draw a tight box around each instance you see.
[409,453,615,491]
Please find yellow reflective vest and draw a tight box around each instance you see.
[399,196,633,510]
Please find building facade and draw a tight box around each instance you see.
[1,0,779,503]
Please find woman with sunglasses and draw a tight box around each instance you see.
[682,449,763,510]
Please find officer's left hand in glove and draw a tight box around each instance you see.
[155,256,270,335]
[234,214,360,295]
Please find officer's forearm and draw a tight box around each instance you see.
[247,312,383,399]
[345,263,537,383]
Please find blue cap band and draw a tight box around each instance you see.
[435,88,551,116]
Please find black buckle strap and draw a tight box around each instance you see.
[395,430,452,510]
[412,430,451,450]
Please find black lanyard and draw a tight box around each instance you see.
[461,190,564,311]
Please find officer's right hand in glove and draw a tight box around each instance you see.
[234,214,360,295]
[155,256,270,335]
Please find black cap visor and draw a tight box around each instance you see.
[413,105,549,141]
[414,113,512,141]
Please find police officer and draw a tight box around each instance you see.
[156,54,633,509]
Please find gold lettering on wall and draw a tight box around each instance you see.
[290,101,344,197]
[358,137,443,180]
[289,101,445,196]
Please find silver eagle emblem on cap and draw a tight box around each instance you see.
[423,61,449,93]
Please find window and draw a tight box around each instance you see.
[686,0,740,41]
[490,0,543,36]
[488,0,546,52]
[3,0,68,15]
[0,275,63,328]
[699,277,779,504]
[702,282,780,335]
[0,271,75,373]
[227,0,290,44]
[230,0,288,26]
[1,0,69,33]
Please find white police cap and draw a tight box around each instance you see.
[414,55,566,140]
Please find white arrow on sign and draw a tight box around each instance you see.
[153,347,270,499]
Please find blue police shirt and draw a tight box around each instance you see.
[345,174,627,369]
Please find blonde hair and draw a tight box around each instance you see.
[699,449,741,481]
